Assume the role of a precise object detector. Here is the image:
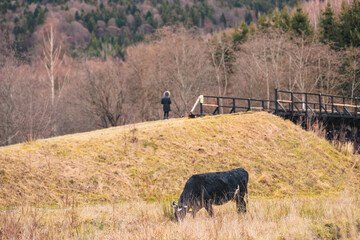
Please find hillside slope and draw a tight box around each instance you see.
[0,112,359,208]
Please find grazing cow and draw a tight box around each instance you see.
[172,168,248,221]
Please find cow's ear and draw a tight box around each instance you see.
[172,201,177,208]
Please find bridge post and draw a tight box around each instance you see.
[355,97,358,116]
[331,96,334,114]
[217,97,220,114]
[343,96,346,115]
[247,99,251,111]
[319,93,322,117]
[275,89,278,115]
[291,91,294,118]
[233,98,236,113]
[305,92,308,122]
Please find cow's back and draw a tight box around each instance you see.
[179,168,248,205]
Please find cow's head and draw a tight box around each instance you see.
[172,201,187,221]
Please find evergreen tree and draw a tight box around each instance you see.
[319,3,339,44]
[220,13,226,27]
[257,13,270,29]
[232,21,248,45]
[116,11,127,27]
[190,7,200,26]
[34,4,40,18]
[279,6,290,32]
[75,11,81,21]
[145,10,154,26]
[37,7,45,24]
[99,2,105,11]
[245,11,252,25]
[134,12,142,29]
[88,31,101,57]
[84,14,96,32]
[339,0,360,48]
[25,11,35,33]
[290,6,312,35]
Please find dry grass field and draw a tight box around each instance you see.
[0,112,360,239]
[1,196,359,239]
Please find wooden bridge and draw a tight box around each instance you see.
[190,89,360,150]
[192,89,360,120]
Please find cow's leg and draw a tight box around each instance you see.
[205,201,214,217]
[200,186,213,216]
[236,192,246,213]
[191,207,200,218]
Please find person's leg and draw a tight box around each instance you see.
[165,111,169,119]
[163,111,167,120]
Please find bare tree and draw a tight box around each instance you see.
[0,58,53,145]
[348,50,360,101]
[125,26,213,119]
[207,32,233,113]
[162,27,213,115]
[42,24,62,107]
[0,59,17,145]
[316,44,341,97]
[81,61,127,128]
[125,43,163,121]
[233,29,342,105]
[234,29,289,103]
[302,0,352,26]
[340,48,360,101]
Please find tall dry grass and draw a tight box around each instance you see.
[308,119,358,155]
[0,112,359,239]
[1,194,359,239]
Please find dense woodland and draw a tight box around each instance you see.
[0,0,360,145]
[0,0,299,59]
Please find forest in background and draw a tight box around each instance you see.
[0,0,360,146]
[1,0,299,59]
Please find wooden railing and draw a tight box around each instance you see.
[196,95,275,116]
[192,89,360,119]
[275,89,360,119]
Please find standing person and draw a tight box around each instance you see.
[161,91,171,119]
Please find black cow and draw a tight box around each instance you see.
[172,168,248,221]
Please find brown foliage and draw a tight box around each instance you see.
[302,0,353,27]
[80,60,128,128]
[0,25,353,146]
[0,58,53,145]
[125,26,214,120]
[233,29,341,101]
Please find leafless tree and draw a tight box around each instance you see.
[234,29,289,103]
[125,43,163,121]
[126,26,214,119]
[233,29,342,106]
[42,24,62,107]
[0,59,17,145]
[207,32,233,113]
[162,27,213,115]
[316,44,341,97]
[80,61,127,128]
[0,59,53,145]
[341,48,360,102]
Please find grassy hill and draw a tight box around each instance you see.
[0,112,359,208]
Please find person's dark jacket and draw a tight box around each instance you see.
[161,93,171,112]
